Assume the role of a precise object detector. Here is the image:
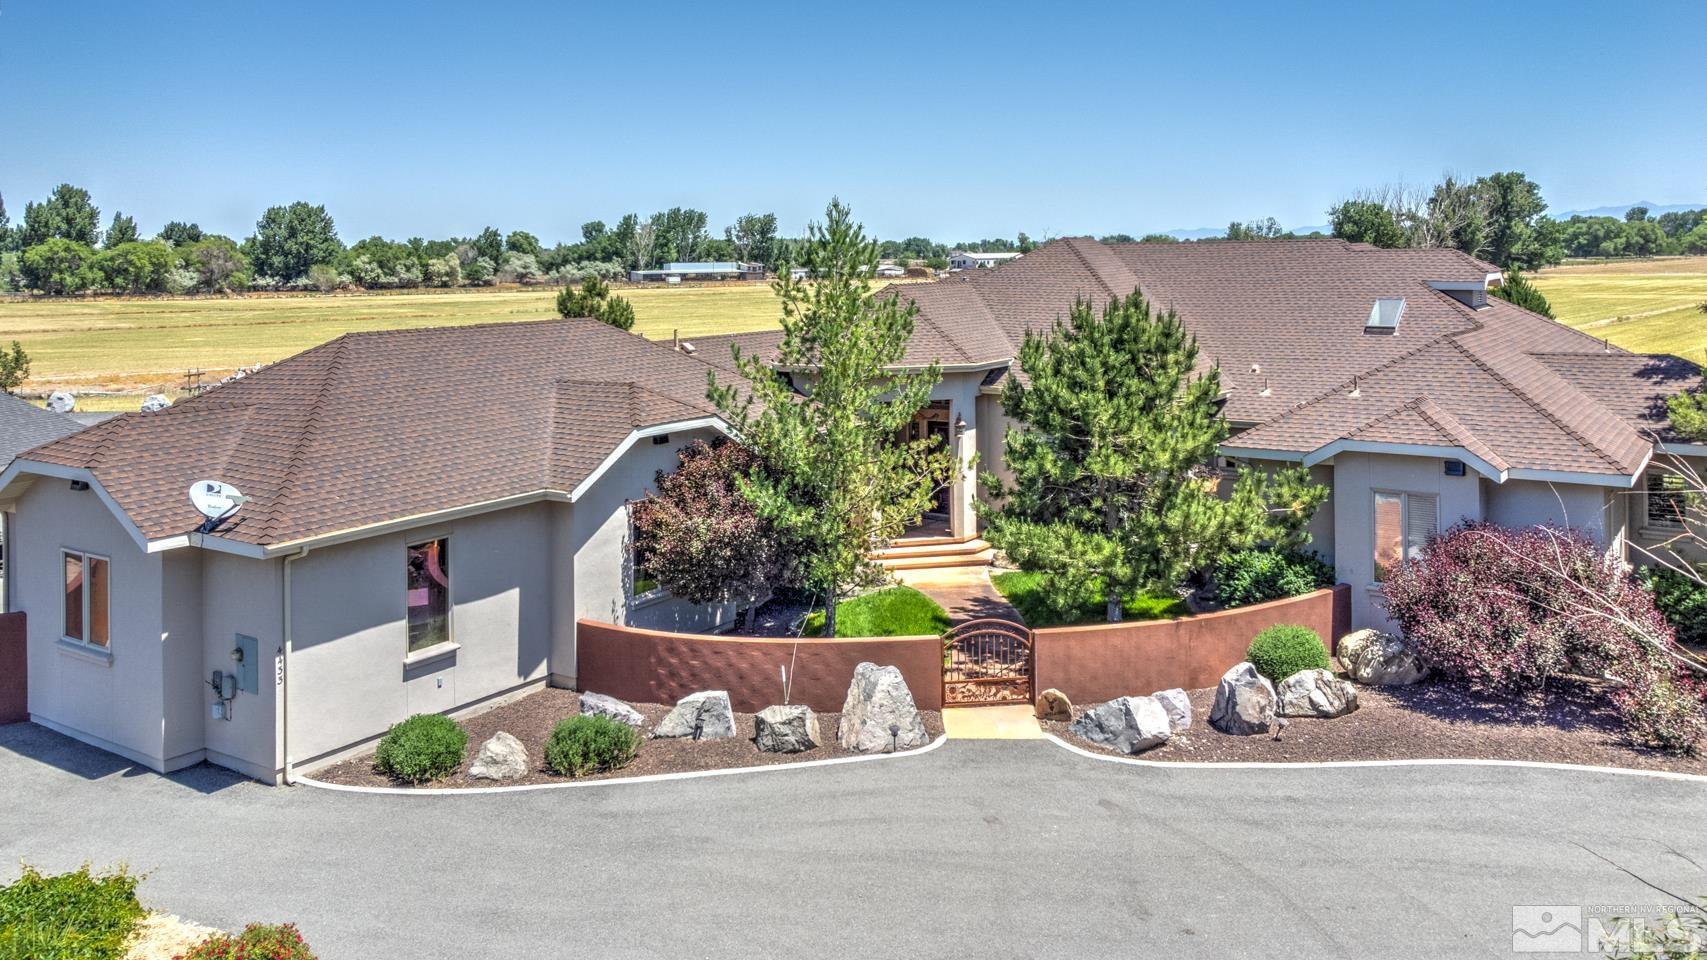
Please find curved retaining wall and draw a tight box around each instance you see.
[1032,584,1351,705]
[575,619,945,713]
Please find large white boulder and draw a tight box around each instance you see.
[654,690,736,740]
[1275,669,1359,718]
[468,731,529,780]
[579,691,645,728]
[838,662,928,753]
[1209,662,1276,736]
[1150,688,1193,732]
[754,704,822,753]
[1338,629,1428,686]
[1070,695,1173,754]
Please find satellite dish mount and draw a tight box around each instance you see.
[189,480,247,534]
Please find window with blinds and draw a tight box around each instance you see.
[1373,491,1438,582]
[1647,471,1687,529]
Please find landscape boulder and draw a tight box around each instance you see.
[1035,688,1073,722]
[654,690,737,740]
[838,662,929,753]
[579,691,645,728]
[1275,669,1359,718]
[1150,688,1193,732]
[467,731,529,781]
[1338,629,1428,686]
[1070,696,1172,754]
[1209,662,1276,736]
[755,704,822,753]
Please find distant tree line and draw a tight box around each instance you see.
[0,183,1053,296]
[1324,171,1707,269]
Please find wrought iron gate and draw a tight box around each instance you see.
[942,618,1033,707]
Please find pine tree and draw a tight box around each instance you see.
[982,291,1326,622]
[708,199,956,636]
[554,274,635,331]
[1489,268,1555,319]
[103,211,139,248]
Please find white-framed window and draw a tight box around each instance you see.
[62,549,110,648]
[1372,491,1437,582]
[405,537,451,653]
[1646,471,1688,530]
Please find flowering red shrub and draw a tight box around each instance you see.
[1382,522,1707,753]
[178,923,317,959]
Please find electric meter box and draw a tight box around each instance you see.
[235,634,259,694]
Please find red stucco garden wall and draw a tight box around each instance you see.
[576,619,945,713]
[1031,585,1350,706]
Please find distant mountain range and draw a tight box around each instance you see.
[1163,223,1330,241]
[1551,201,1705,220]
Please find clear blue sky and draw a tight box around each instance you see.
[3,0,1703,245]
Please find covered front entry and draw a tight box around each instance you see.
[942,618,1033,706]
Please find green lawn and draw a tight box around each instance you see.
[801,585,951,637]
[990,570,1187,628]
[1530,256,1707,364]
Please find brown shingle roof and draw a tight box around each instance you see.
[887,237,1692,480]
[20,319,727,547]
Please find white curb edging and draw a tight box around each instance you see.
[1044,733,1707,783]
[294,733,949,796]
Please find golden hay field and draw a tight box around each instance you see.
[1531,255,1707,363]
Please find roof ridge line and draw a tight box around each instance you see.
[257,336,352,539]
[1441,338,1625,470]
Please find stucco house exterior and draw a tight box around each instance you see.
[2,237,1698,783]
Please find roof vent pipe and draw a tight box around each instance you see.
[1348,375,1362,399]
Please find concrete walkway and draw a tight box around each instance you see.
[941,705,1044,739]
[892,565,1023,623]
[5,721,1706,959]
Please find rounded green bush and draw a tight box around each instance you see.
[545,714,640,777]
[374,713,467,783]
[1246,624,1330,685]
[1214,549,1335,609]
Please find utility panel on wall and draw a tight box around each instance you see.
[234,634,259,694]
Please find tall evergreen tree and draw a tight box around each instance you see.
[20,183,100,248]
[0,192,13,252]
[103,211,139,248]
[982,291,1326,622]
[1489,269,1555,319]
[708,199,955,636]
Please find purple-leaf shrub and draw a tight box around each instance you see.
[1382,522,1707,753]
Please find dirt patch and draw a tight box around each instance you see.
[1044,677,1707,775]
[312,687,943,789]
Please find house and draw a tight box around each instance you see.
[627,261,765,282]
[702,237,1702,632]
[0,394,84,602]
[4,238,1698,783]
[948,249,1023,270]
[875,263,907,278]
[0,320,741,782]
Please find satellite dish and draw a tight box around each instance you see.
[46,391,76,413]
[189,480,247,531]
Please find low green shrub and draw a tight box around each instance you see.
[545,714,640,777]
[181,923,317,960]
[1640,564,1707,647]
[1213,549,1335,609]
[373,713,467,783]
[0,864,145,960]
[1246,624,1330,685]
[801,585,952,637]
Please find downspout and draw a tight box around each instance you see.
[281,546,309,784]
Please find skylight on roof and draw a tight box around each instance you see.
[1366,297,1405,332]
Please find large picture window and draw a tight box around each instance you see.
[1373,491,1437,582]
[62,550,110,648]
[406,538,451,652]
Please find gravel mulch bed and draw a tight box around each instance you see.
[1044,677,1707,775]
[313,687,944,789]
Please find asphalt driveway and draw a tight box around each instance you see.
[2,722,1704,959]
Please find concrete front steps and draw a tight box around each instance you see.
[872,534,995,571]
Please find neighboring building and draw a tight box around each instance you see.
[0,394,83,604]
[628,261,765,283]
[4,237,1698,782]
[875,263,907,278]
[948,250,1023,270]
